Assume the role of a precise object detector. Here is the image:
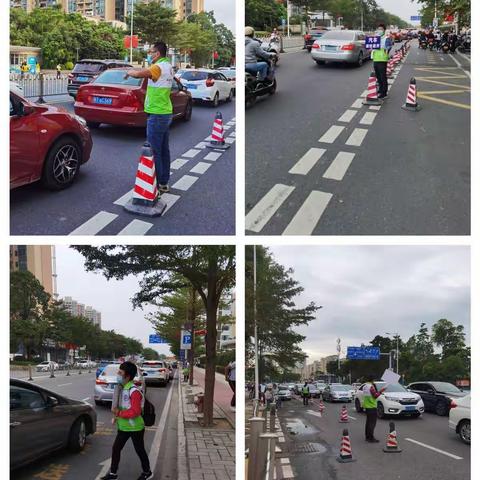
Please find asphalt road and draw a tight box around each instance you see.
[276,394,470,480]
[11,99,235,235]
[11,371,178,480]
[245,42,470,235]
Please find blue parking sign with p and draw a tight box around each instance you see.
[365,35,381,50]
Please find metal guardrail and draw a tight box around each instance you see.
[9,73,69,99]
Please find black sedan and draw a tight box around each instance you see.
[10,379,97,470]
[407,381,468,416]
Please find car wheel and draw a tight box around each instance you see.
[357,51,364,67]
[42,136,81,190]
[183,100,193,122]
[355,398,364,413]
[316,60,326,66]
[435,401,449,416]
[377,402,385,419]
[458,420,470,445]
[226,89,233,103]
[94,400,103,406]
[68,418,87,452]
[211,92,219,107]
[86,121,100,129]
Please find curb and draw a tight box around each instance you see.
[177,379,189,480]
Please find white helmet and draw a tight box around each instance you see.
[245,26,255,37]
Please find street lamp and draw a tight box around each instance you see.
[253,245,259,414]
[385,332,399,374]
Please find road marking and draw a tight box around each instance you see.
[283,191,332,235]
[118,219,153,235]
[170,158,189,170]
[194,141,209,149]
[58,383,72,387]
[419,89,469,94]
[348,415,357,420]
[338,109,357,123]
[351,98,363,108]
[229,131,236,137]
[345,128,368,146]
[323,152,355,181]
[113,191,132,206]
[369,105,381,110]
[448,53,471,78]
[405,438,463,460]
[182,148,201,158]
[69,211,118,235]
[289,148,326,175]
[306,410,324,418]
[318,125,344,143]
[416,77,471,89]
[417,93,470,110]
[190,162,212,174]
[456,51,471,63]
[204,151,223,161]
[225,136,235,144]
[361,89,368,97]
[359,111,377,125]
[171,174,199,191]
[245,184,295,233]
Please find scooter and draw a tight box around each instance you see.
[245,57,277,108]
[419,39,428,49]
[440,40,450,53]
[428,38,435,50]
[458,35,470,53]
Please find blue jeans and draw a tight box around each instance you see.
[246,62,268,80]
[146,113,172,185]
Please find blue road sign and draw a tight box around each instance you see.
[179,349,186,360]
[410,15,421,21]
[347,346,380,360]
[365,35,381,50]
[149,334,167,344]
[182,334,192,346]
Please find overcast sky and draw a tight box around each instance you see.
[377,0,422,23]
[268,246,470,363]
[205,0,235,33]
[56,246,172,356]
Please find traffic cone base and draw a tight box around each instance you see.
[124,196,167,217]
[383,423,402,453]
[383,446,402,453]
[402,103,422,112]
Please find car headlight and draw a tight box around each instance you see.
[384,396,399,402]
[73,114,87,127]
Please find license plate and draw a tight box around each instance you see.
[77,76,89,82]
[107,384,115,390]
[324,45,337,51]
[405,405,415,411]
[93,96,112,105]
[186,84,197,89]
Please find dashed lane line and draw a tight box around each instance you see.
[338,109,357,123]
[404,438,463,460]
[345,128,368,146]
[288,148,326,175]
[369,105,381,110]
[204,151,223,161]
[171,174,199,191]
[245,184,295,233]
[182,148,201,158]
[318,125,345,143]
[323,152,355,181]
[190,161,212,174]
[171,158,190,169]
[283,191,332,235]
[351,98,363,109]
[118,219,153,235]
[69,211,118,235]
[359,111,377,125]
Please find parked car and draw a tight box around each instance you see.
[304,28,327,52]
[94,363,145,405]
[10,88,92,190]
[323,384,353,402]
[141,360,170,386]
[407,381,468,416]
[74,68,192,128]
[311,29,368,67]
[67,59,132,98]
[277,389,292,401]
[96,361,117,378]
[177,69,234,106]
[11,379,96,470]
[36,361,59,372]
[355,382,424,418]
[449,394,470,444]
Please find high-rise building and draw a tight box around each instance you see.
[60,296,102,328]
[10,245,56,297]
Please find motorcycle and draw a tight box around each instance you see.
[261,37,281,64]
[440,40,450,53]
[245,57,277,108]
[419,39,428,49]
[428,38,435,50]
[458,35,471,53]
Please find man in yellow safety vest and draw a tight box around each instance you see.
[362,374,386,443]
[371,23,390,99]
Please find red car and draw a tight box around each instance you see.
[74,68,193,128]
[10,89,92,190]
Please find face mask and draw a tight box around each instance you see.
[117,375,124,385]
[376,30,385,36]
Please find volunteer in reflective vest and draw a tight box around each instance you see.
[125,41,173,193]
[302,382,310,406]
[102,361,152,480]
[371,23,390,99]
[362,374,386,443]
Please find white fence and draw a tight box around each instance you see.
[10,73,69,98]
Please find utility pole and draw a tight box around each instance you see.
[360,1,364,31]
[386,332,400,374]
[188,287,196,386]
[287,0,291,37]
[253,246,259,413]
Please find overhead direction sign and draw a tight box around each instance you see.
[149,334,167,344]
[410,15,421,21]
[347,346,380,360]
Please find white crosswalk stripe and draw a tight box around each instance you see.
[318,125,345,143]
[345,128,368,146]
[323,152,355,181]
[190,162,212,174]
[69,211,117,235]
[338,109,357,123]
[118,219,153,235]
[172,174,199,191]
[289,148,326,175]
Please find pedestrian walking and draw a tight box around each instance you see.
[362,374,386,443]
[56,64,62,79]
[101,361,152,480]
[372,23,390,99]
[225,360,236,409]
[302,382,310,406]
[124,41,173,193]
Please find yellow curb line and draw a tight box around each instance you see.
[419,89,470,94]
[417,93,471,109]
[415,78,471,89]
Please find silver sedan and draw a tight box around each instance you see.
[311,30,369,67]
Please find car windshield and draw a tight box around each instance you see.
[332,385,351,391]
[181,71,209,81]
[73,62,105,73]
[94,70,142,86]
[321,31,356,41]
[374,382,407,393]
[429,382,462,393]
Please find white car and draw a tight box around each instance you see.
[36,361,58,372]
[178,69,234,107]
[75,360,92,369]
[449,394,470,444]
[277,389,292,400]
[141,360,170,386]
[355,381,424,418]
[316,382,327,393]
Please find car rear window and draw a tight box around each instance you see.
[73,62,105,73]
[321,31,356,41]
[94,70,142,86]
[181,71,209,81]
[144,362,165,368]
[102,365,120,376]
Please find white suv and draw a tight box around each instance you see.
[141,360,170,386]
[449,394,470,444]
[355,381,424,418]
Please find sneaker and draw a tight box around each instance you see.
[101,473,118,480]
[137,472,153,480]
[159,184,170,193]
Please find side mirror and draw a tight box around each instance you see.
[47,396,59,407]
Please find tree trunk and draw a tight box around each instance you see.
[189,286,196,386]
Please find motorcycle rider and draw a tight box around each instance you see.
[426,29,435,49]
[435,29,442,50]
[245,26,276,81]
[270,28,280,42]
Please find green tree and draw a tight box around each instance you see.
[245,0,287,30]
[432,318,466,358]
[174,21,217,67]
[128,3,179,44]
[142,348,160,360]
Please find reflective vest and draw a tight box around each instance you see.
[145,57,173,115]
[372,36,389,62]
[302,386,309,395]
[362,383,378,409]
[117,381,145,432]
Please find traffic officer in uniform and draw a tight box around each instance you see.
[302,382,310,406]
[372,23,390,99]
[362,374,386,443]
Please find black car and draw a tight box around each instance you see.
[10,379,97,470]
[304,29,327,52]
[67,59,132,98]
[407,381,467,416]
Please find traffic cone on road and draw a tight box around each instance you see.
[362,71,383,105]
[336,429,356,463]
[387,60,394,78]
[123,142,167,217]
[207,111,230,150]
[402,77,422,111]
[318,400,325,413]
[338,405,349,423]
[383,422,402,453]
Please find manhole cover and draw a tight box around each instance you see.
[289,442,321,454]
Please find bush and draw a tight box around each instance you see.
[65,61,74,70]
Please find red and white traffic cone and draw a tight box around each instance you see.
[362,71,383,105]
[123,142,167,217]
[207,111,230,150]
[383,422,402,453]
[318,400,325,413]
[387,60,394,78]
[336,429,356,463]
[338,405,349,423]
[402,77,422,111]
